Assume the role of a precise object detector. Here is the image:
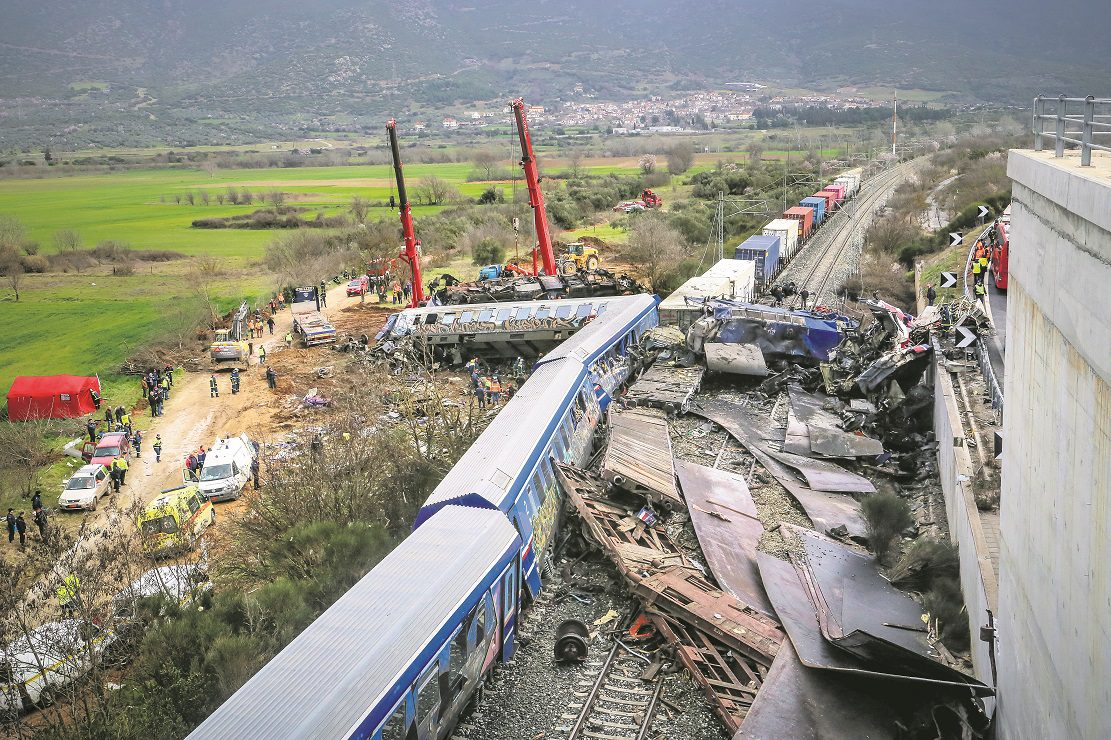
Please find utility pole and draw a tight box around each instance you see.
[892,90,898,157]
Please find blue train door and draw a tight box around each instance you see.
[500,559,520,662]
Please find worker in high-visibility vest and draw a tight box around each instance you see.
[971,257,983,285]
[112,455,129,490]
[489,376,503,407]
[57,574,81,612]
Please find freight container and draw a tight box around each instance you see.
[834,175,858,198]
[734,234,780,287]
[659,259,756,329]
[814,190,837,213]
[763,218,800,263]
[800,197,826,225]
[837,168,863,196]
[824,184,845,204]
[784,207,815,239]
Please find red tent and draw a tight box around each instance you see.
[6,375,101,421]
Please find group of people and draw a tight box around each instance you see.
[467,357,519,410]
[365,273,411,305]
[970,232,994,299]
[97,404,134,437]
[185,447,207,478]
[140,366,173,417]
[6,490,49,549]
[246,312,275,338]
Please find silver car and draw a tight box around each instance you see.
[58,464,111,511]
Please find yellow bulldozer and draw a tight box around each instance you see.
[560,242,601,275]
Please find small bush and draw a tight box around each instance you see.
[19,254,48,273]
[22,242,39,256]
[889,537,959,589]
[112,262,135,276]
[861,491,914,563]
[921,576,970,649]
[471,237,505,266]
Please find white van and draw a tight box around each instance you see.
[195,434,256,502]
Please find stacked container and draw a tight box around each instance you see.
[834,173,859,198]
[823,184,845,204]
[800,196,827,225]
[734,234,781,287]
[784,207,815,238]
[763,218,800,264]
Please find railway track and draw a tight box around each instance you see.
[788,161,916,303]
[558,641,663,740]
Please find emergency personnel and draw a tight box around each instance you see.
[15,513,26,549]
[259,345,267,365]
[319,281,328,307]
[86,418,97,444]
[267,316,275,335]
[161,373,171,400]
[476,378,488,410]
[113,455,129,488]
[231,368,241,395]
[153,434,163,462]
[120,411,132,435]
[31,490,42,513]
[209,374,219,398]
[489,376,503,407]
[770,285,785,307]
[971,256,983,285]
[131,429,142,458]
[34,508,48,543]
[265,365,277,390]
[799,289,811,310]
[285,331,293,348]
[975,281,987,299]
[926,283,937,307]
[978,250,989,277]
[57,574,80,613]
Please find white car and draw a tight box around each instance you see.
[111,563,212,620]
[58,464,111,511]
[196,434,257,503]
[0,620,117,717]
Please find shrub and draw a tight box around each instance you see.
[472,237,505,266]
[19,254,48,273]
[921,576,970,649]
[112,262,135,276]
[861,491,914,563]
[889,537,959,589]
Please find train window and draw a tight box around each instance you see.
[552,433,566,463]
[535,307,551,320]
[514,307,532,320]
[496,308,511,322]
[597,303,608,315]
[479,309,494,322]
[530,471,545,506]
[555,305,573,319]
[423,313,438,325]
[460,311,473,323]
[415,663,440,727]
[539,460,555,498]
[448,627,466,693]
[475,600,487,645]
[576,303,593,319]
[378,700,409,740]
[439,313,456,326]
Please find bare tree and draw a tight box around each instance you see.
[242,189,254,206]
[268,190,285,207]
[567,150,585,178]
[0,244,24,301]
[216,193,226,205]
[472,150,501,180]
[666,142,695,175]
[200,160,219,177]
[0,214,27,248]
[53,229,81,253]
[639,154,657,174]
[349,196,370,224]
[622,216,687,291]
[416,176,459,206]
[185,191,195,206]
[226,187,240,205]
[189,255,225,327]
[199,190,211,206]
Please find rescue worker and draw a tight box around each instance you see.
[132,429,142,458]
[57,574,80,613]
[231,368,241,395]
[153,434,163,463]
[115,405,125,425]
[161,373,171,401]
[6,509,15,543]
[197,446,206,470]
[34,508,48,543]
[770,285,785,307]
[86,418,97,444]
[148,386,162,417]
[285,331,293,348]
[799,289,810,310]
[259,345,267,365]
[31,490,42,513]
[120,411,132,435]
[978,250,989,278]
[113,455,129,488]
[164,364,174,387]
[265,365,277,390]
[15,513,26,549]
[251,457,261,490]
[185,452,196,478]
[974,281,987,299]
[476,378,488,410]
[319,281,328,307]
[209,374,219,398]
[104,406,113,428]
[971,256,983,285]
[926,283,937,307]
[489,376,502,406]
[267,316,275,335]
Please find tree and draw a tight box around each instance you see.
[471,237,506,266]
[622,216,687,291]
[349,196,370,224]
[53,228,81,253]
[268,190,285,207]
[639,154,657,174]
[666,143,695,175]
[200,190,211,206]
[567,150,585,177]
[185,191,195,206]
[189,255,225,326]
[416,176,459,206]
[0,244,24,301]
[0,214,26,248]
[746,140,765,165]
[472,150,501,180]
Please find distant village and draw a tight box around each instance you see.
[415,87,881,135]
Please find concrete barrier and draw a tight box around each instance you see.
[930,342,999,686]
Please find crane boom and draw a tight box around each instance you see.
[387,119,424,307]
[511,98,558,276]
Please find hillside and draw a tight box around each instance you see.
[1,0,1109,148]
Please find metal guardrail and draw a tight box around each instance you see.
[1033,95,1111,166]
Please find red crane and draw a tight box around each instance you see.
[511,98,558,276]
[387,119,425,307]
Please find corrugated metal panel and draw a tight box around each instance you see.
[188,506,518,740]
[539,294,658,365]
[422,360,586,512]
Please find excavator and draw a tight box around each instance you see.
[386,120,425,308]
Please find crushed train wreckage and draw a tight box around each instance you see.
[428,267,643,305]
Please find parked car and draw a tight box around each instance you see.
[111,563,212,619]
[0,620,117,718]
[195,434,256,503]
[346,275,369,296]
[58,464,111,511]
[89,432,130,469]
[137,485,215,558]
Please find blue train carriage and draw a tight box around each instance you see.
[414,359,602,598]
[535,293,660,409]
[187,506,521,740]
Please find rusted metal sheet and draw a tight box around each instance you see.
[625,364,704,413]
[674,460,775,617]
[764,448,877,494]
[632,566,782,666]
[691,402,869,541]
[757,538,992,696]
[788,384,884,458]
[735,640,897,740]
[704,343,769,376]
[602,408,682,509]
[650,613,763,733]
